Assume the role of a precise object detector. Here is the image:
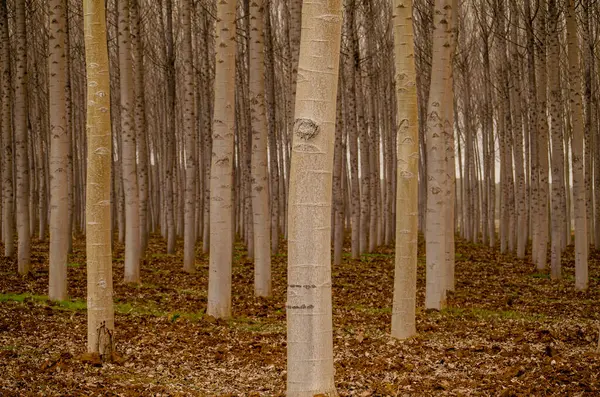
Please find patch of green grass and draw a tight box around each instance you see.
[0,293,46,303]
[56,299,87,311]
[0,293,86,311]
[67,262,82,268]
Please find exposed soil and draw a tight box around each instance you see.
[0,235,599,396]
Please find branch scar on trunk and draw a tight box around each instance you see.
[294,118,319,141]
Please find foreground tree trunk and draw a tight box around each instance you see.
[48,0,70,300]
[249,0,271,296]
[425,0,453,310]
[391,0,418,340]
[15,0,30,275]
[207,0,237,319]
[286,0,342,395]
[84,0,115,358]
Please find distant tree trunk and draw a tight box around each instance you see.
[444,0,457,291]
[131,0,148,256]
[118,0,141,283]
[547,0,563,280]
[286,0,342,394]
[524,0,539,263]
[510,0,526,259]
[391,0,418,340]
[249,0,271,296]
[48,0,70,300]
[14,0,30,275]
[332,75,344,267]
[207,0,237,319]
[343,0,361,260]
[84,0,115,359]
[566,0,588,290]
[264,5,279,255]
[164,0,176,254]
[0,0,14,258]
[182,0,196,273]
[535,0,550,271]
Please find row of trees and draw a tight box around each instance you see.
[1,0,599,394]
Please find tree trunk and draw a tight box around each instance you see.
[207,0,237,319]
[547,0,564,279]
[164,0,176,254]
[286,0,342,394]
[131,0,148,256]
[343,0,361,260]
[83,0,115,359]
[391,0,418,340]
[566,0,588,290]
[48,0,70,300]
[14,0,30,275]
[182,0,196,273]
[249,0,271,296]
[0,0,14,258]
[118,0,141,283]
[536,0,550,271]
[425,0,453,310]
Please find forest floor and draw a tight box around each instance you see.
[0,234,599,396]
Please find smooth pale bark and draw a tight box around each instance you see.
[118,0,141,283]
[48,0,70,300]
[566,0,588,290]
[84,0,115,358]
[444,0,457,292]
[391,0,418,340]
[207,0,236,319]
[182,0,196,273]
[131,0,148,256]
[249,0,271,296]
[1,0,14,258]
[14,0,30,275]
[425,0,453,310]
[286,0,342,395]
